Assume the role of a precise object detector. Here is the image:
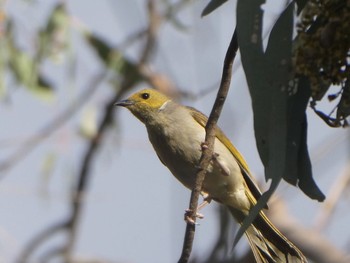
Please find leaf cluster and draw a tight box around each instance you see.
[295,0,350,126]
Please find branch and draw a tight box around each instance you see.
[314,162,350,230]
[178,28,238,263]
[268,195,350,263]
[64,0,161,260]
[15,0,192,261]
[15,221,69,263]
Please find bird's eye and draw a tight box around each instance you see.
[141,93,150,100]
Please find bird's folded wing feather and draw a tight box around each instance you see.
[188,106,263,204]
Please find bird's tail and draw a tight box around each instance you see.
[229,207,307,263]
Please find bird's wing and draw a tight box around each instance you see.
[187,106,263,204]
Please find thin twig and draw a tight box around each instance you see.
[15,0,188,261]
[178,28,238,263]
[64,0,161,260]
[268,195,350,263]
[63,86,131,262]
[15,221,69,263]
[314,162,350,230]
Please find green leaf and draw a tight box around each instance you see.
[201,0,229,17]
[85,33,143,82]
[235,0,325,246]
[297,109,325,200]
[238,0,325,201]
[78,106,98,139]
[37,3,69,61]
[85,32,112,64]
[235,0,267,245]
[8,37,54,102]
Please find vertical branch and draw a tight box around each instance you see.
[178,28,238,263]
[64,0,160,261]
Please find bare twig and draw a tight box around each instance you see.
[268,195,350,263]
[314,162,350,230]
[16,221,69,263]
[15,0,190,262]
[64,0,161,261]
[178,28,238,263]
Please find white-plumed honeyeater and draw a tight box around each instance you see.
[115,88,307,263]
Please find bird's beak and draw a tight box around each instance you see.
[114,99,135,107]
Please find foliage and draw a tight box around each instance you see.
[295,0,350,127]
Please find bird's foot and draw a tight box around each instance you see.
[183,195,212,225]
[201,142,208,150]
[184,209,204,225]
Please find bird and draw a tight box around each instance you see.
[115,88,307,263]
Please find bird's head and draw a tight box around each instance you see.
[115,88,171,123]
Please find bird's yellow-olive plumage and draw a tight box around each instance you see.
[116,88,307,263]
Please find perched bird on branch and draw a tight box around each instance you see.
[115,88,307,263]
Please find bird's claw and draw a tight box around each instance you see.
[201,142,208,150]
[184,209,204,225]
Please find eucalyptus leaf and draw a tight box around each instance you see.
[235,0,325,248]
[86,33,142,82]
[295,0,308,15]
[201,0,229,17]
[78,106,98,139]
[37,3,69,61]
[8,38,54,102]
[235,0,266,245]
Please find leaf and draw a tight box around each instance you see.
[297,112,325,200]
[238,0,325,201]
[201,0,229,17]
[37,3,70,61]
[263,3,294,183]
[236,0,266,163]
[235,0,266,245]
[295,0,308,15]
[235,0,325,246]
[78,106,98,139]
[85,33,143,82]
[85,32,112,63]
[8,42,54,102]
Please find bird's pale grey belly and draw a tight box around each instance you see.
[147,124,201,189]
[146,122,247,209]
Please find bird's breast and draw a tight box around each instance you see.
[146,113,249,211]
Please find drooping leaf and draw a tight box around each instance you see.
[28,76,55,102]
[85,33,143,82]
[297,109,325,200]
[78,106,98,139]
[235,0,325,247]
[37,3,70,61]
[235,0,266,245]
[201,0,229,17]
[85,32,111,63]
[295,0,308,15]
[8,40,54,102]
